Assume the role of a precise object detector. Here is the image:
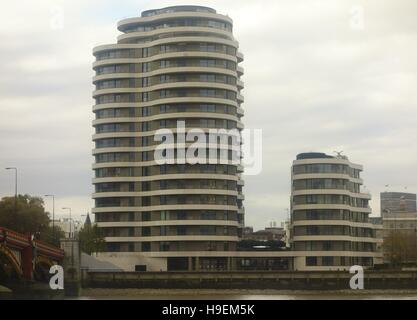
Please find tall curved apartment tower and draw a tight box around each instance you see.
[290,152,380,271]
[92,6,245,271]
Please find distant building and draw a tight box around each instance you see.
[369,217,384,265]
[382,211,417,264]
[381,192,416,214]
[51,218,82,238]
[244,227,285,241]
[84,213,92,227]
[242,226,254,236]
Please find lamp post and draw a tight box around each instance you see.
[45,195,55,242]
[5,167,18,216]
[62,207,72,238]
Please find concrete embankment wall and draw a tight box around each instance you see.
[82,270,417,290]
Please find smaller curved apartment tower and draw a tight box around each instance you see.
[92,6,245,271]
[290,152,380,271]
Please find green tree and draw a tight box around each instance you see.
[0,194,62,246]
[0,195,49,233]
[384,230,417,267]
[78,224,105,255]
[37,225,66,247]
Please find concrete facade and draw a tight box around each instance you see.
[290,152,382,271]
[92,5,245,271]
[381,192,417,214]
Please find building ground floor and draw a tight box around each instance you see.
[94,251,382,272]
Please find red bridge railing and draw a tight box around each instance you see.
[0,226,64,260]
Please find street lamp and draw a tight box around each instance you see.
[62,207,72,238]
[45,195,55,242]
[5,167,18,216]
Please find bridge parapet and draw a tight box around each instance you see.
[0,226,65,280]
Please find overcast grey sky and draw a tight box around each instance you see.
[0,0,416,229]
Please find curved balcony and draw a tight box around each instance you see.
[92,174,238,185]
[117,26,233,43]
[292,189,372,200]
[93,97,238,112]
[236,51,244,62]
[92,112,239,126]
[237,79,244,89]
[92,189,238,199]
[104,235,239,242]
[93,51,237,70]
[97,220,240,228]
[291,235,380,243]
[292,220,377,229]
[292,203,372,213]
[93,67,238,85]
[117,11,233,32]
[93,36,239,55]
[92,81,238,98]
[92,204,239,213]
[292,173,363,184]
[237,65,244,76]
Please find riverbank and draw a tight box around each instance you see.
[84,270,417,290]
[78,288,417,300]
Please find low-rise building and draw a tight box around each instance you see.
[381,192,416,214]
[243,227,285,241]
[382,211,417,265]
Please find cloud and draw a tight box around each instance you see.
[0,0,416,228]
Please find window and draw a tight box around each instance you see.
[142,197,150,206]
[142,227,151,236]
[142,63,150,72]
[142,182,150,191]
[160,75,170,83]
[135,265,146,271]
[141,107,150,116]
[160,211,169,220]
[200,59,215,67]
[142,48,149,58]
[142,77,149,87]
[160,242,170,251]
[141,122,149,131]
[160,165,167,174]
[142,92,149,102]
[160,119,167,128]
[306,257,317,266]
[160,195,167,205]
[177,226,186,235]
[141,151,150,161]
[160,105,170,113]
[177,212,187,220]
[160,44,170,52]
[201,211,216,220]
[160,60,170,68]
[160,90,169,98]
[201,104,216,112]
[141,243,150,252]
[141,136,150,146]
[322,256,333,266]
[142,212,150,221]
[142,167,149,176]
[160,226,168,236]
